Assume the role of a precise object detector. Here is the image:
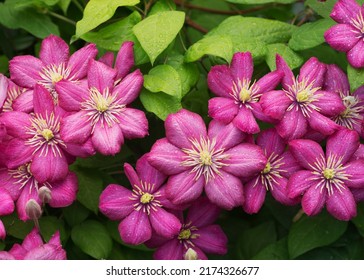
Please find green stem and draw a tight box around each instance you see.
[71,0,84,13]
[48,11,76,25]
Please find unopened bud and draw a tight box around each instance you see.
[39,186,52,204]
[25,199,42,221]
[184,248,198,260]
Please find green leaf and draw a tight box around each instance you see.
[0,241,5,251]
[352,203,364,237]
[71,220,112,259]
[73,167,104,214]
[234,42,267,62]
[185,35,233,63]
[305,0,336,18]
[289,19,335,51]
[81,11,148,65]
[140,89,182,120]
[1,213,33,239]
[63,202,90,227]
[266,43,303,70]
[58,0,71,14]
[133,11,185,64]
[0,2,59,38]
[288,211,348,259]
[75,0,140,38]
[253,237,289,260]
[149,0,176,15]
[347,65,364,92]
[144,65,182,99]
[227,0,295,3]
[39,216,67,242]
[0,55,9,74]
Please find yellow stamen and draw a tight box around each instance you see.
[96,97,109,113]
[323,168,335,180]
[239,87,251,103]
[263,162,271,174]
[200,151,212,166]
[41,129,54,141]
[296,89,311,102]
[178,229,191,240]
[140,193,154,204]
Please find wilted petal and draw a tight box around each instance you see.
[193,225,228,255]
[48,172,78,208]
[289,139,324,170]
[99,184,134,220]
[205,170,244,210]
[9,55,42,88]
[287,170,317,199]
[149,208,181,239]
[118,108,148,139]
[208,97,239,123]
[276,108,308,140]
[345,160,364,188]
[326,186,357,221]
[165,109,207,149]
[232,106,260,134]
[207,65,234,98]
[208,120,245,150]
[243,179,267,214]
[115,41,134,81]
[136,154,166,189]
[302,185,326,216]
[330,0,361,24]
[324,24,359,53]
[347,40,364,68]
[39,35,69,65]
[186,196,221,228]
[88,60,117,92]
[91,122,124,155]
[113,70,143,105]
[68,43,98,79]
[118,210,152,245]
[260,90,291,120]
[230,52,253,83]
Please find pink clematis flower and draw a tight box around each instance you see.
[0,163,77,221]
[0,187,15,239]
[207,52,283,134]
[243,128,301,214]
[57,58,148,156]
[0,84,95,183]
[324,0,364,68]
[1,76,33,113]
[287,128,364,221]
[261,55,345,141]
[148,109,267,210]
[146,197,227,260]
[0,228,66,260]
[9,34,97,105]
[99,154,181,245]
[323,64,364,136]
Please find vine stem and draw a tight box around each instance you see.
[48,11,76,25]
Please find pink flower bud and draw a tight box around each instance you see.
[25,199,42,220]
[38,186,52,204]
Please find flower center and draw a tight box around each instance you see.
[263,162,271,174]
[178,229,191,240]
[200,150,212,166]
[296,89,311,103]
[231,79,260,106]
[323,168,335,180]
[351,11,364,36]
[239,87,251,103]
[95,95,110,113]
[41,128,54,141]
[140,192,154,204]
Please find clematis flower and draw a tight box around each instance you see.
[243,128,301,214]
[9,34,97,105]
[99,154,181,245]
[0,84,95,183]
[287,128,364,221]
[0,187,15,240]
[146,197,227,260]
[261,55,345,141]
[207,52,283,134]
[323,64,364,136]
[324,0,364,68]
[1,76,33,113]
[0,220,5,240]
[0,163,77,221]
[0,228,66,260]
[57,59,148,156]
[148,109,267,209]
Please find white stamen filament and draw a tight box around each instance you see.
[334,91,364,130]
[230,79,260,108]
[130,181,162,215]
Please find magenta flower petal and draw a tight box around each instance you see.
[148,138,188,175]
[136,154,166,189]
[5,139,34,168]
[118,108,148,139]
[276,108,308,140]
[0,252,15,260]
[299,57,326,88]
[205,170,244,210]
[276,55,295,89]
[9,55,42,88]
[165,109,207,149]
[302,185,326,216]
[208,121,245,151]
[0,220,6,240]
[207,65,234,98]
[223,143,267,178]
[260,90,291,120]
[30,150,69,183]
[23,243,66,260]
[324,64,350,93]
[256,128,285,156]
[99,52,114,66]
[348,40,364,68]
[149,207,181,239]
[113,70,144,105]
[118,210,152,245]
[9,244,27,260]
[12,89,34,113]
[56,81,89,111]
[307,110,340,135]
[344,160,364,188]
[153,239,183,260]
[0,74,8,108]
[326,186,357,220]
[124,162,140,187]
[0,188,15,216]
[289,139,324,170]
[63,140,95,158]
[166,171,204,205]
[208,97,239,123]
[61,111,92,144]
[280,150,302,178]
[67,44,98,79]
[287,170,317,199]
[22,228,43,251]
[324,24,359,52]
[33,84,55,117]
[326,129,360,164]
[351,144,364,161]
[39,35,69,65]
[352,188,364,202]
[312,91,345,117]
[254,70,283,95]
[232,106,260,134]
[48,172,77,208]
[99,184,134,220]
[230,52,253,83]
[88,60,117,92]
[330,0,361,24]
[192,225,228,255]
[186,197,221,228]
[115,41,135,81]
[0,111,31,139]
[91,122,124,155]
[0,169,22,200]
[243,179,267,214]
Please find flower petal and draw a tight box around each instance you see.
[193,225,228,255]
[153,239,184,260]
[99,184,134,220]
[208,97,239,123]
[260,90,291,120]
[48,172,78,208]
[280,150,302,178]
[56,80,89,111]
[208,120,245,150]
[205,170,244,210]
[186,196,221,228]
[324,64,351,94]
[0,111,31,139]
[136,154,167,190]
[330,0,361,24]
[98,52,114,66]
[0,168,22,200]
[232,106,260,134]
[243,179,267,214]
[256,128,286,156]
[307,110,340,136]
[91,122,124,155]
[324,24,359,53]
[276,108,308,140]
[0,74,8,108]
[312,90,345,117]
[287,170,318,199]
[0,188,15,216]
[60,111,92,144]
[0,220,6,240]
[88,60,117,92]
[270,176,299,206]
[276,55,295,90]
[39,35,69,65]
[67,43,98,80]
[165,109,207,149]
[302,184,327,216]
[12,89,34,113]
[149,208,181,239]
[124,162,140,188]
[288,139,324,170]
[118,108,148,139]
[347,40,364,68]
[33,84,55,117]
[230,52,253,83]
[326,186,357,221]
[5,139,34,169]
[345,160,364,188]
[254,69,283,95]
[24,244,66,260]
[299,57,326,88]
[9,55,42,88]
[118,210,152,245]
[113,70,144,105]
[115,41,134,81]
[207,65,234,98]
[22,228,43,251]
